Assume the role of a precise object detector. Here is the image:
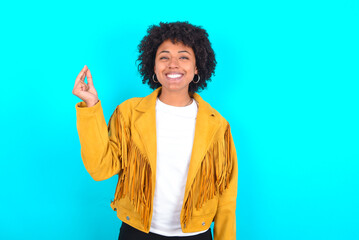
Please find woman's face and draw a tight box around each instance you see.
[154,39,198,94]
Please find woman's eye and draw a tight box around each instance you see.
[160,57,168,60]
[180,56,189,60]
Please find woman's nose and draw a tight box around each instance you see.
[168,57,179,68]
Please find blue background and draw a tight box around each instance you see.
[1,0,358,239]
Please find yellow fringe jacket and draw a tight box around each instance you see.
[75,87,238,240]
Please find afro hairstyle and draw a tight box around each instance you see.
[137,21,217,93]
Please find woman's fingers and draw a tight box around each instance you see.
[86,68,94,87]
[75,65,88,84]
[73,65,98,105]
[74,65,90,93]
[73,67,88,95]
[79,81,89,91]
[83,82,89,91]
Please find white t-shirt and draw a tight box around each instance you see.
[149,97,209,236]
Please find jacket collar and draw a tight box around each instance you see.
[134,87,217,116]
[134,87,220,197]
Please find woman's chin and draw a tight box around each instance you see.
[161,82,189,92]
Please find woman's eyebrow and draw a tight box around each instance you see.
[178,50,191,55]
[159,50,170,54]
[158,50,191,55]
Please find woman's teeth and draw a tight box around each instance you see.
[167,74,182,79]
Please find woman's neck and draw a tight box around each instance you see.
[158,89,193,107]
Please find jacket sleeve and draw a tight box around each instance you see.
[213,124,238,240]
[75,100,122,181]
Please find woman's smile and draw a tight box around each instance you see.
[166,72,184,80]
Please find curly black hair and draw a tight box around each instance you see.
[137,21,216,93]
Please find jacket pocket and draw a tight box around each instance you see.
[184,212,216,232]
[183,195,218,232]
[112,197,147,232]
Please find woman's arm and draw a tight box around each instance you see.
[73,66,122,181]
[213,124,238,240]
[76,100,122,181]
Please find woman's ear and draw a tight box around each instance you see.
[195,66,198,75]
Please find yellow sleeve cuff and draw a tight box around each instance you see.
[75,100,102,115]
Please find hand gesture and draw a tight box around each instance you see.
[72,65,99,107]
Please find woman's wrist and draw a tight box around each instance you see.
[85,99,99,107]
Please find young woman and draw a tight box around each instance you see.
[73,21,238,240]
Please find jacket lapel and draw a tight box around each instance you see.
[183,92,220,200]
[134,88,161,179]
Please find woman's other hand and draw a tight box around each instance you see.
[72,65,99,107]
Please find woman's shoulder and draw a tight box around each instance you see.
[118,97,143,109]
[116,88,160,113]
[209,105,230,129]
[195,94,230,127]
[112,97,143,117]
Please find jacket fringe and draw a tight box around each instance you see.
[111,111,152,230]
[182,124,235,227]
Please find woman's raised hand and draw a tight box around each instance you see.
[72,65,99,107]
